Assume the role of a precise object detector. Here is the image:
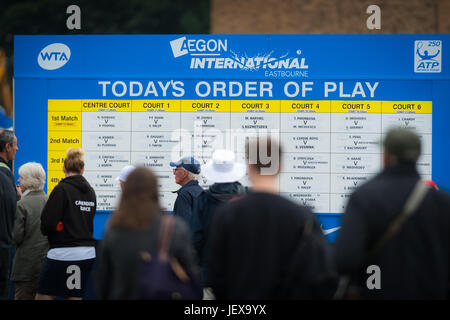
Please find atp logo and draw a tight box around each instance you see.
[37,43,71,70]
[414,40,442,73]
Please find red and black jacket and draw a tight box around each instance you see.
[41,175,96,249]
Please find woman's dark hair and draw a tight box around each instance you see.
[108,167,161,231]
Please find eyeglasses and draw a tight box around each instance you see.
[172,167,184,173]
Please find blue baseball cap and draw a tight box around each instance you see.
[170,156,201,174]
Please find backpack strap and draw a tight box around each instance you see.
[302,217,315,239]
[0,162,11,172]
[368,181,430,258]
[333,181,430,300]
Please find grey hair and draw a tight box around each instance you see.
[186,170,199,181]
[384,128,421,164]
[0,130,15,152]
[18,162,46,191]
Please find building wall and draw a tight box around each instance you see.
[211,0,449,34]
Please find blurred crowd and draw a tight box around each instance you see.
[0,127,449,300]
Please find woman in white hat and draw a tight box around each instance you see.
[116,165,136,191]
[191,149,247,299]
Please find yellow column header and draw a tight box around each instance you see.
[231,100,280,113]
[81,100,131,112]
[382,101,432,114]
[181,100,230,112]
[281,100,331,113]
[132,100,180,112]
[331,100,381,113]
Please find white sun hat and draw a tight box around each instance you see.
[201,149,246,183]
[116,165,136,182]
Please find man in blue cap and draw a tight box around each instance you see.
[170,156,203,226]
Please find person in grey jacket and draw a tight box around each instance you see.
[11,162,48,300]
[95,167,200,299]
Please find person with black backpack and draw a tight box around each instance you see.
[95,167,201,300]
[191,149,246,299]
[207,137,337,300]
[335,128,450,299]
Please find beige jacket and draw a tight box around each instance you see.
[11,190,49,282]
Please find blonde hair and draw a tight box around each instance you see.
[64,148,85,174]
[18,162,46,191]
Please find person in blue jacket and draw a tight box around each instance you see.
[170,156,203,226]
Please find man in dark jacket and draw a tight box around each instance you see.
[191,149,246,297]
[0,130,18,189]
[0,129,19,299]
[336,128,450,299]
[0,170,16,299]
[207,139,330,299]
[170,156,203,225]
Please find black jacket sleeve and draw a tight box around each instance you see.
[95,237,111,300]
[206,207,228,299]
[191,194,206,264]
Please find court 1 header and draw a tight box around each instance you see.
[14,35,448,80]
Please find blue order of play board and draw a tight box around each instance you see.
[14,35,450,242]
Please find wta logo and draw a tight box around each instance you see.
[37,43,71,70]
[169,37,309,75]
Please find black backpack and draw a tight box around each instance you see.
[137,215,202,300]
[282,218,339,299]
